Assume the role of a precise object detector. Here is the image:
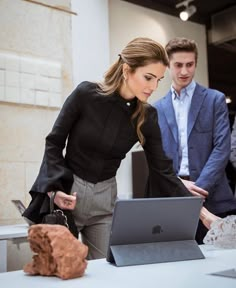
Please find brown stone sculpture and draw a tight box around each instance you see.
[24,224,88,280]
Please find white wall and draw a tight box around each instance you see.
[71,0,110,85]
[108,0,209,199]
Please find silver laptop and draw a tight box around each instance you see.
[106,196,204,266]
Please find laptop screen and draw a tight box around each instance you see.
[107,196,203,264]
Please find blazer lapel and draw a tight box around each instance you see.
[188,84,207,138]
[162,92,178,144]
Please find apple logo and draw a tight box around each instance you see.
[152,224,163,234]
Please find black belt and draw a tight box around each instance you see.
[179,175,190,180]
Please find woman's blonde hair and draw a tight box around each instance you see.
[98,37,169,145]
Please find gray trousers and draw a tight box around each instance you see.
[71,175,117,260]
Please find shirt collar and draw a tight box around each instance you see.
[171,80,196,101]
[113,90,137,114]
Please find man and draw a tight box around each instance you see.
[230,115,236,194]
[153,37,236,243]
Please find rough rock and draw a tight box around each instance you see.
[203,215,236,249]
[24,224,88,279]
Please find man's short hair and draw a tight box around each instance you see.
[165,37,198,63]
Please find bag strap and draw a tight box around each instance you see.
[50,191,57,213]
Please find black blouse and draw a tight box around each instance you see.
[30,81,190,198]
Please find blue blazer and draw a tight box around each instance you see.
[153,83,236,214]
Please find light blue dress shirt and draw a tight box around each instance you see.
[171,80,196,176]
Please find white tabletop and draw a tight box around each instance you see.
[0,245,235,287]
[0,224,28,240]
[0,223,29,273]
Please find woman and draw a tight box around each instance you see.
[23,37,217,259]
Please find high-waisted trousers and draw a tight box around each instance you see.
[71,174,117,259]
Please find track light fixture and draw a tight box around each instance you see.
[226,96,232,104]
[176,0,197,21]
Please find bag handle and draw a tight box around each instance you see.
[50,191,57,213]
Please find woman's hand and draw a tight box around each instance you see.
[47,191,77,210]
[200,206,221,229]
[180,179,208,198]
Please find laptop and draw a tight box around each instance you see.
[106,196,204,266]
[11,200,31,225]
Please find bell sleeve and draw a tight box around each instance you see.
[142,106,191,198]
[30,82,88,195]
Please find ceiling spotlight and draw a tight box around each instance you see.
[176,0,197,21]
[179,5,197,21]
[226,96,232,104]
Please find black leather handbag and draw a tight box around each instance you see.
[42,191,69,228]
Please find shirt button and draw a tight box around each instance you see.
[126,102,131,106]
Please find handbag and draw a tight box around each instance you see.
[42,191,69,228]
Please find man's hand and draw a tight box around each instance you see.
[180,179,208,198]
[47,191,77,210]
